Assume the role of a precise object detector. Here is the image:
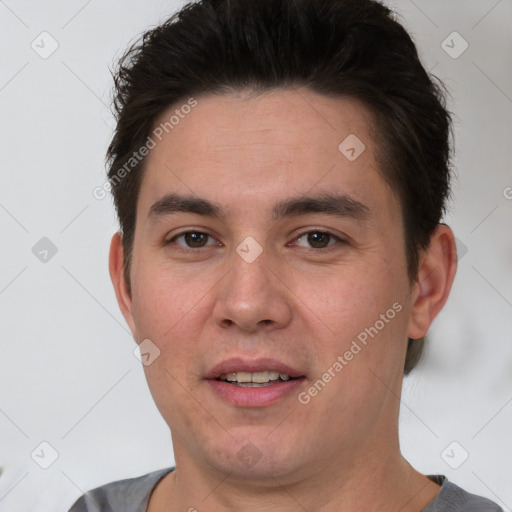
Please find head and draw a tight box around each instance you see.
[108,0,457,484]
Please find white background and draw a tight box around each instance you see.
[1,1,511,510]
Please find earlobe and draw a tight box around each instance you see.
[407,224,458,340]
[109,232,137,337]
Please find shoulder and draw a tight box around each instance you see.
[67,468,174,512]
[424,475,503,512]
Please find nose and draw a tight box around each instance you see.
[212,247,293,334]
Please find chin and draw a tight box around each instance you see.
[200,426,309,482]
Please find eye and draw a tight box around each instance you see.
[167,231,219,249]
[294,230,343,249]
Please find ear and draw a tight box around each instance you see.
[109,232,137,338]
[407,224,458,340]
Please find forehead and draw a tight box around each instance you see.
[151,88,374,160]
[137,88,398,223]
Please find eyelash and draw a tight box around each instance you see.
[164,229,346,251]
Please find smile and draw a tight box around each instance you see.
[217,370,293,386]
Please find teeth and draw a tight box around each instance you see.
[236,372,252,383]
[218,370,292,383]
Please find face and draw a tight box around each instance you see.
[113,88,426,483]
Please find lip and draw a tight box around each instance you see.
[204,357,306,407]
[204,357,305,380]
[207,378,306,407]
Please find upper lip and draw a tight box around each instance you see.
[205,357,305,379]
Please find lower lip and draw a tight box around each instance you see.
[206,378,306,407]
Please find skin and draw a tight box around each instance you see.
[109,88,457,511]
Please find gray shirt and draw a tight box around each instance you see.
[68,469,503,511]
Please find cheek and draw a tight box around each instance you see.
[289,260,401,339]
[131,262,208,341]
[131,267,210,427]
[130,261,223,393]
[289,259,410,399]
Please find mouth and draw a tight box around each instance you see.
[205,358,306,407]
[216,370,298,387]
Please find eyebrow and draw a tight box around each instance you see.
[147,192,370,223]
[272,193,370,222]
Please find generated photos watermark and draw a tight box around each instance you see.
[93,97,198,200]
[298,301,403,405]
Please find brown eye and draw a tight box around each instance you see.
[295,231,339,249]
[184,232,208,247]
[308,232,331,248]
[169,231,218,248]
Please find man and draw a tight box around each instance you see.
[70,0,502,510]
